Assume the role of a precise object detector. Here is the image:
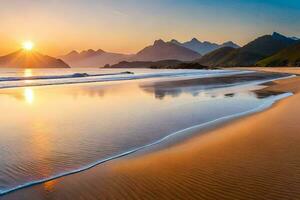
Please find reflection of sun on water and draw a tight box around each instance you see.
[24,69,33,83]
[24,88,34,104]
[24,69,33,77]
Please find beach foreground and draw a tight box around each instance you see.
[3,69,300,200]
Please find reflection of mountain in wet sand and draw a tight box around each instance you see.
[139,72,288,100]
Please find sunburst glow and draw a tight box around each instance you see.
[22,41,34,51]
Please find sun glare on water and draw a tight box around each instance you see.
[22,41,34,51]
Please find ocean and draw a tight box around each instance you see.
[0,68,292,195]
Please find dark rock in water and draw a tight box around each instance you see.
[121,71,134,74]
[72,73,89,77]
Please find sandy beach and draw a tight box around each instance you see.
[2,68,300,200]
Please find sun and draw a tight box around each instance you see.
[22,41,34,51]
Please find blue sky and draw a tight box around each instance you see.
[0,0,299,55]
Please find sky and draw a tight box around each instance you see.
[0,0,299,56]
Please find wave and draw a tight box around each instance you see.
[0,71,134,82]
[0,70,253,89]
[0,91,293,196]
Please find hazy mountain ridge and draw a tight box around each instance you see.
[130,39,201,62]
[61,40,201,67]
[0,50,70,68]
[60,49,131,67]
[170,38,240,55]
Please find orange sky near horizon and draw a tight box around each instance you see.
[0,0,299,57]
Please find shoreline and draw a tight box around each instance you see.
[0,90,292,197]
[0,69,250,90]
[3,69,300,199]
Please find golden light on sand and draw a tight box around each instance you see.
[24,88,34,104]
[22,41,34,51]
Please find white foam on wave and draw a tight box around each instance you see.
[0,70,253,89]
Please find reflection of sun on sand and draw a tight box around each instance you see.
[24,88,34,104]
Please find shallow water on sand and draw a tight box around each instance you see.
[0,69,290,194]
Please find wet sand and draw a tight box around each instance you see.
[3,69,300,200]
[232,67,300,75]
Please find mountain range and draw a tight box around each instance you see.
[0,50,70,68]
[60,49,131,68]
[61,39,201,67]
[130,39,201,62]
[0,32,298,69]
[170,38,240,55]
[196,32,299,67]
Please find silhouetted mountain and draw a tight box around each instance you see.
[131,39,201,62]
[196,32,297,67]
[170,38,239,55]
[61,40,200,67]
[60,49,131,67]
[0,50,70,68]
[109,59,210,69]
[109,60,182,68]
[257,42,300,67]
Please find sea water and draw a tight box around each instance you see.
[0,68,291,195]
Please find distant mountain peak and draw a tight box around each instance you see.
[191,38,200,43]
[67,50,79,56]
[170,39,179,43]
[271,32,296,45]
[272,32,289,40]
[170,39,181,45]
[153,39,166,46]
[272,32,283,37]
[272,32,299,41]
[96,49,105,54]
[86,49,96,53]
[169,38,240,55]
[222,41,240,48]
[222,41,234,45]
